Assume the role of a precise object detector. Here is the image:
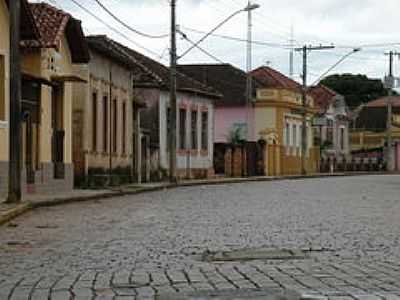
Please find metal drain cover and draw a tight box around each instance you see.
[202,248,308,262]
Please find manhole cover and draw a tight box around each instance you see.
[157,288,300,300]
[202,248,308,262]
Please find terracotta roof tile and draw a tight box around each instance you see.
[29,2,70,48]
[365,96,400,108]
[250,66,301,91]
[309,85,338,113]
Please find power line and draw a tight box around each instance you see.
[93,0,169,39]
[180,26,291,48]
[67,0,166,60]
[177,30,225,64]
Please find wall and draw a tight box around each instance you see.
[0,0,9,197]
[214,107,249,143]
[159,91,215,177]
[74,50,135,175]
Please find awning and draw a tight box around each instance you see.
[51,75,87,83]
[22,71,53,86]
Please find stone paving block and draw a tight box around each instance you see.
[150,272,170,286]
[72,287,94,298]
[10,286,32,300]
[172,283,194,293]
[352,295,384,300]
[136,286,155,297]
[184,269,206,283]
[35,276,60,289]
[94,272,113,290]
[52,276,76,291]
[166,270,187,284]
[50,290,73,300]
[113,270,132,285]
[190,281,215,291]
[131,271,150,287]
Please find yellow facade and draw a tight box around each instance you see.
[254,88,320,175]
[0,0,9,163]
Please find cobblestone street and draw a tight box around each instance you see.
[1,175,400,299]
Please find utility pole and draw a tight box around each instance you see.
[295,45,334,175]
[169,0,177,182]
[109,63,113,185]
[384,51,400,172]
[7,0,22,203]
[246,0,253,141]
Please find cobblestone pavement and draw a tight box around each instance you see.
[0,175,400,299]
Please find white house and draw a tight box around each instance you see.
[114,42,221,181]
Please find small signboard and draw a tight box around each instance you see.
[312,117,327,127]
[0,121,8,129]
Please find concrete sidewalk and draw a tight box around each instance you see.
[0,172,392,226]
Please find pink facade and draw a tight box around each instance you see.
[214,107,255,143]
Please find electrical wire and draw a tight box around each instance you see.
[67,0,166,60]
[93,0,169,39]
[177,30,225,63]
[180,26,291,48]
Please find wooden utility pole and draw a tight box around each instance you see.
[7,0,22,203]
[109,62,113,185]
[296,45,334,175]
[385,51,400,172]
[169,0,177,182]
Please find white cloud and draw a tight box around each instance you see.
[47,0,399,83]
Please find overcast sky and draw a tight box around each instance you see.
[42,0,400,84]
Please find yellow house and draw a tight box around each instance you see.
[251,66,320,175]
[72,35,146,185]
[0,0,10,197]
[17,3,89,195]
[0,0,42,198]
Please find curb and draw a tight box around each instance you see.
[0,203,32,226]
[0,172,397,226]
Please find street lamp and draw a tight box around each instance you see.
[245,1,260,141]
[178,3,259,60]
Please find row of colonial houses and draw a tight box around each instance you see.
[0,0,353,199]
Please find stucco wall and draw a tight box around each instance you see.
[0,0,9,163]
[74,50,135,174]
[215,107,255,143]
[159,91,214,172]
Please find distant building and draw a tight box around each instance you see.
[72,35,146,185]
[251,66,320,175]
[350,96,400,170]
[309,84,350,160]
[114,43,221,180]
[177,63,262,175]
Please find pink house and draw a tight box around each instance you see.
[177,64,261,174]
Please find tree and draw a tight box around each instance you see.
[320,74,389,109]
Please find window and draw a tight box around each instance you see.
[103,95,108,153]
[191,110,198,150]
[166,107,171,151]
[122,102,126,154]
[327,119,334,143]
[340,127,345,151]
[179,108,186,150]
[201,111,208,151]
[0,55,5,121]
[292,124,297,147]
[92,92,97,151]
[113,99,117,153]
[285,123,290,146]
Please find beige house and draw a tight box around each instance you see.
[0,0,10,197]
[73,36,146,185]
[0,2,89,199]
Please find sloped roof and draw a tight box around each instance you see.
[354,97,400,132]
[5,0,40,45]
[365,96,400,108]
[177,64,262,107]
[309,84,338,113]
[111,41,221,98]
[27,2,89,63]
[86,35,160,85]
[250,66,301,91]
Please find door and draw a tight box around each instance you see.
[52,84,65,179]
[22,80,41,184]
